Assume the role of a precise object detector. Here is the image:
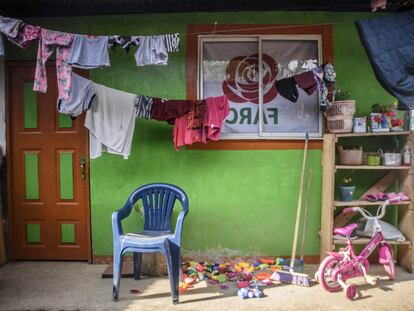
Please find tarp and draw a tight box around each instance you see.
[356,10,414,110]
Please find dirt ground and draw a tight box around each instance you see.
[0,261,413,311]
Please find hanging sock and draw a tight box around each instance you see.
[33,28,74,100]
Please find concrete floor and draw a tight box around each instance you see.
[0,262,414,311]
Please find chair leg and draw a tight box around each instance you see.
[164,240,180,304]
[133,252,142,280]
[113,251,123,302]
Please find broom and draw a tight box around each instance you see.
[271,133,312,287]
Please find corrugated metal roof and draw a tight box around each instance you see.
[0,0,413,17]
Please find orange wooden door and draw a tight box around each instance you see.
[7,64,91,260]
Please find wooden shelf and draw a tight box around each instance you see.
[333,238,411,245]
[334,200,411,207]
[321,132,414,273]
[335,131,411,138]
[336,165,411,170]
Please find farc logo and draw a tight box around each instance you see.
[222,53,278,104]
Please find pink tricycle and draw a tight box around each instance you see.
[317,200,396,300]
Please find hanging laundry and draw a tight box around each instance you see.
[57,73,95,119]
[173,96,230,150]
[107,35,133,53]
[201,95,230,142]
[34,29,74,100]
[131,36,168,66]
[294,71,317,95]
[313,63,336,111]
[135,95,153,119]
[108,34,180,55]
[68,34,110,69]
[173,100,206,151]
[275,77,299,102]
[164,33,180,52]
[0,16,24,38]
[151,98,193,124]
[0,35,4,57]
[9,24,41,49]
[84,82,137,159]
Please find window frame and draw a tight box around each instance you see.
[198,35,323,139]
[186,24,333,150]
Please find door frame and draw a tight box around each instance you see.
[5,61,92,262]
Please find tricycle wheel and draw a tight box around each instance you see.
[317,255,342,292]
[346,284,357,300]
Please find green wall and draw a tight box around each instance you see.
[7,11,394,257]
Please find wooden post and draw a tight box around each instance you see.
[320,134,336,259]
[397,134,414,272]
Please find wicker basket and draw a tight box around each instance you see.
[326,100,356,133]
[326,100,356,117]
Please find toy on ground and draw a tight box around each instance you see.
[316,200,396,300]
[179,282,189,293]
[237,286,264,299]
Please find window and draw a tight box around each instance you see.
[187,24,333,149]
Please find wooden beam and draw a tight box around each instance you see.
[320,134,335,258]
[397,134,414,272]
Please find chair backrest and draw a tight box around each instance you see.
[127,183,188,232]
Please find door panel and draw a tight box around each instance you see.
[7,64,90,260]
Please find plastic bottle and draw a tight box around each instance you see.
[402,146,411,166]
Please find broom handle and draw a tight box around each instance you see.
[300,169,312,262]
[290,133,308,272]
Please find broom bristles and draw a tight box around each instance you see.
[270,270,312,287]
[141,253,168,277]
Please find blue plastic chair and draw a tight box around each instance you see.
[112,183,189,304]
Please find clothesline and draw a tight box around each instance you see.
[1,13,363,42]
[0,14,336,157]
